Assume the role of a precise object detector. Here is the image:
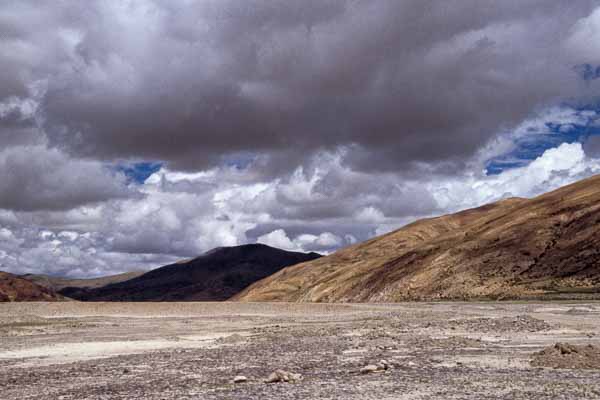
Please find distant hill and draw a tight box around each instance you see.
[63,244,321,301]
[235,174,600,302]
[22,271,145,293]
[0,271,64,302]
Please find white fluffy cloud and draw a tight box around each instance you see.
[3,135,600,278]
[431,142,600,213]
[257,229,298,252]
[257,229,342,253]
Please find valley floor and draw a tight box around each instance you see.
[1,302,600,399]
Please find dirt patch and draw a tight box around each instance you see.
[429,336,484,349]
[0,315,50,327]
[216,333,247,344]
[1,302,600,400]
[448,315,552,333]
[531,343,600,369]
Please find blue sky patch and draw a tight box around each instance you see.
[485,106,600,175]
[575,64,600,81]
[116,162,162,184]
[222,151,256,170]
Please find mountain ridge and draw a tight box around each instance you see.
[0,271,64,302]
[234,174,600,302]
[22,271,145,292]
[63,244,321,301]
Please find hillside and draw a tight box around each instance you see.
[234,174,600,302]
[0,271,64,302]
[65,244,321,301]
[22,271,145,293]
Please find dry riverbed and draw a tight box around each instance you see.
[1,302,600,399]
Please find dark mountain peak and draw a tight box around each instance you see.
[202,243,272,256]
[201,246,228,256]
[61,244,321,302]
[196,243,321,263]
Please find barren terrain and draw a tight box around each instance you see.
[22,271,146,291]
[236,174,600,302]
[1,302,600,399]
[55,244,321,301]
[0,272,63,302]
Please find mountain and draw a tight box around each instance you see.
[0,271,64,302]
[22,271,145,293]
[64,244,321,301]
[234,174,600,302]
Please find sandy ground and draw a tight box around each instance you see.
[1,302,600,399]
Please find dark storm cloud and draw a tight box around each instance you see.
[1,0,597,174]
[584,135,600,157]
[0,146,134,211]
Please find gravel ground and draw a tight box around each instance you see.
[1,302,600,399]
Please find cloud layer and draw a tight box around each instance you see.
[1,1,600,277]
[2,1,599,172]
[2,140,600,277]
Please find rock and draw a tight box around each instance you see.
[360,365,379,374]
[377,359,389,370]
[264,370,302,383]
[220,333,246,344]
[233,375,248,384]
[265,372,280,383]
[361,360,389,374]
[556,343,577,355]
[531,342,600,369]
[289,373,303,383]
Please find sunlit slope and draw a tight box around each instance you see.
[234,174,600,302]
[0,271,64,302]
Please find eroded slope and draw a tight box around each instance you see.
[0,272,63,302]
[235,174,600,302]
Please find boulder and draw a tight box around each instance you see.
[264,370,302,383]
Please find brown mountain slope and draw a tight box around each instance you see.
[21,271,145,292]
[234,174,600,302]
[0,271,64,302]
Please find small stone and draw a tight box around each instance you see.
[264,370,302,383]
[233,376,248,384]
[360,365,379,374]
[265,370,287,383]
[265,372,281,383]
[220,333,246,344]
[377,359,389,370]
[288,373,303,383]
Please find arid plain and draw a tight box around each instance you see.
[1,301,600,399]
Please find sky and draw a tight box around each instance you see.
[1,0,600,277]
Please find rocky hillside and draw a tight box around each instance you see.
[234,174,600,302]
[0,271,64,302]
[22,271,145,293]
[65,244,321,301]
